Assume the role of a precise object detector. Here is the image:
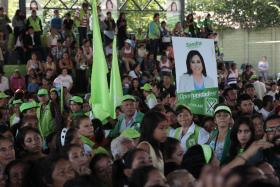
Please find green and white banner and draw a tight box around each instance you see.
[172,37,218,116]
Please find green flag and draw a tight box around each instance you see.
[91,0,111,123]
[109,37,123,119]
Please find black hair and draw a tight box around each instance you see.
[15,127,42,158]
[41,154,70,186]
[224,165,264,187]
[0,124,12,136]
[112,148,146,187]
[118,12,126,20]
[153,13,159,18]
[270,82,277,87]
[228,116,255,162]
[128,165,158,187]
[61,143,82,159]
[264,114,280,129]
[237,94,252,106]
[64,175,98,187]
[223,87,235,97]
[56,128,78,151]
[89,153,111,176]
[186,50,207,76]
[75,115,91,129]
[245,83,254,90]
[163,137,180,160]
[262,95,273,108]
[247,179,278,187]
[159,91,170,101]
[139,111,166,158]
[92,118,105,144]
[5,159,29,186]
[181,144,209,179]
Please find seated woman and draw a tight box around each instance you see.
[26,52,43,76]
[121,39,135,73]
[59,52,73,73]
[53,68,73,92]
[43,54,57,77]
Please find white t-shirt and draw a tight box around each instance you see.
[53,74,73,91]
[0,76,9,92]
[258,61,269,72]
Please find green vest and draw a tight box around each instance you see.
[37,102,55,139]
[109,112,144,138]
[173,125,200,148]
[75,9,87,27]
[71,110,84,119]
[80,135,109,155]
[208,128,231,165]
[28,16,41,32]
[9,113,19,126]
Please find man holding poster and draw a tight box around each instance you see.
[173,37,218,116]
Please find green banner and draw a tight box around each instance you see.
[177,88,218,116]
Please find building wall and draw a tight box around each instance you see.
[218,28,280,77]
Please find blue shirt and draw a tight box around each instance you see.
[51,17,62,31]
[27,83,39,93]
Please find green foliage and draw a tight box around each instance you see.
[119,0,166,32]
[186,0,280,29]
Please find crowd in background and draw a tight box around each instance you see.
[0,1,276,187]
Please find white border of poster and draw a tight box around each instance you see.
[172,37,218,116]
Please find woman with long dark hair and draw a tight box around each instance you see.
[117,12,127,49]
[228,116,256,162]
[138,111,168,173]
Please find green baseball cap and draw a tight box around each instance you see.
[0,92,9,99]
[20,102,39,113]
[250,74,258,80]
[176,104,192,113]
[12,99,23,105]
[37,89,48,96]
[121,95,136,102]
[50,88,57,93]
[70,96,83,104]
[121,128,140,139]
[140,83,152,91]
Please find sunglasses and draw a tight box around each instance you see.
[265,125,280,133]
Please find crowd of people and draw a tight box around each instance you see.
[0,1,277,187]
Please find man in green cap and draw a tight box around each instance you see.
[9,99,22,126]
[37,88,61,139]
[141,83,157,109]
[20,101,38,117]
[69,96,84,119]
[109,95,144,138]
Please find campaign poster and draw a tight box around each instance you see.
[166,0,181,29]
[26,0,43,18]
[99,0,118,20]
[172,37,218,116]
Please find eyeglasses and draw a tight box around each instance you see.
[265,125,280,134]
